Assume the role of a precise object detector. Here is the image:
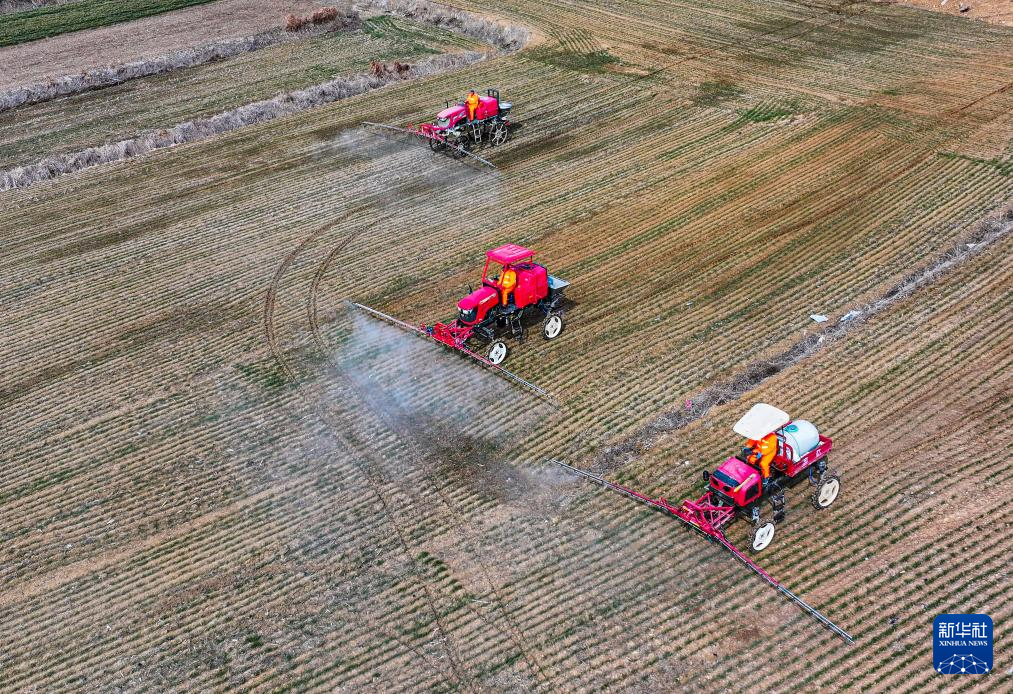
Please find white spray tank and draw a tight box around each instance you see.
[781,420,820,461]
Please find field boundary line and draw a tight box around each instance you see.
[0,0,531,192]
[0,12,361,113]
[0,52,487,193]
[594,207,1013,471]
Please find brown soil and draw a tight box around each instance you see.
[898,0,1013,26]
[0,0,324,90]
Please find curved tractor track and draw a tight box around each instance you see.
[263,204,552,687]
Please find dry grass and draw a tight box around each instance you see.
[0,51,484,191]
[0,0,530,189]
[362,0,529,52]
[0,3,360,113]
[0,0,73,16]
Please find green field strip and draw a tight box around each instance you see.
[0,0,215,47]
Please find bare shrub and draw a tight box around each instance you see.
[284,13,307,32]
[311,6,339,23]
[0,51,486,192]
[288,5,354,31]
[369,60,413,79]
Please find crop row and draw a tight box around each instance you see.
[0,17,478,169]
[3,0,1011,688]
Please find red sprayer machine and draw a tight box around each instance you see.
[352,244,568,403]
[556,403,852,643]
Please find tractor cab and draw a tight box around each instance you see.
[704,403,833,510]
[433,89,505,132]
[708,456,763,507]
[706,403,792,507]
[481,244,549,310]
[454,244,553,327]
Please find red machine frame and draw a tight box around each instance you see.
[555,460,853,644]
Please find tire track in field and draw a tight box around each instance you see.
[264,224,476,691]
[951,79,1013,115]
[307,237,553,688]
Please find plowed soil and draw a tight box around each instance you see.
[1,0,1011,690]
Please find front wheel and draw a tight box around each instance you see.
[750,521,776,552]
[486,341,508,365]
[811,475,841,510]
[542,313,564,340]
[428,137,446,152]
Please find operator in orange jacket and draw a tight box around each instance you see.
[745,432,778,479]
[465,90,481,121]
[497,266,517,306]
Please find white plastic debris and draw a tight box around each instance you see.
[810,314,828,323]
[840,310,863,322]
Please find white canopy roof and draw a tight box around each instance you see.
[733,403,790,439]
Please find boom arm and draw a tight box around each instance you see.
[553,460,854,644]
[349,302,558,407]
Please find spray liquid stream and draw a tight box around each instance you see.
[348,302,560,408]
[361,122,499,169]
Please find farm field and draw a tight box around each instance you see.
[0,0,327,88]
[0,0,1010,690]
[0,16,480,169]
[900,0,1013,27]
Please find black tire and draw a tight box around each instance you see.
[541,312,564,340]
[428,138,446,152]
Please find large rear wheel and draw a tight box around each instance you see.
[750,521,776,552]
[811,475,841,510]
[487,341,508,365]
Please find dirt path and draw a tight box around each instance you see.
[0,0,323,89]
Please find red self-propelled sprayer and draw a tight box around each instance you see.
[352,244,568,405]
[556,403,853,644]
[363,88,512,168]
